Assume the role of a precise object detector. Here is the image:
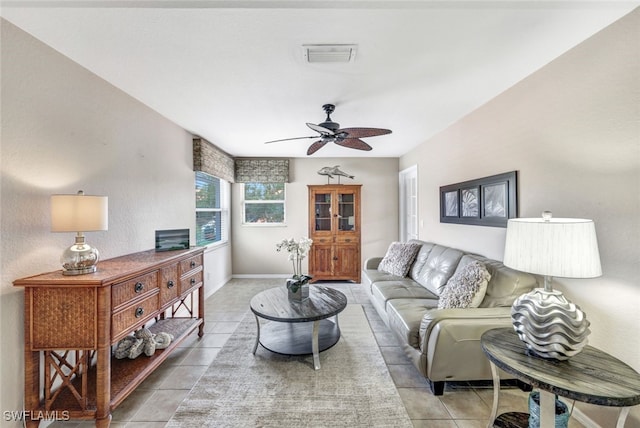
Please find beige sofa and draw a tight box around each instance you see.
[362,240,537,395]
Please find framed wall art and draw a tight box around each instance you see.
[439,171,517,227]
[155,228,190,251]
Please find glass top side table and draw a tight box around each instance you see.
[481,328,640,428]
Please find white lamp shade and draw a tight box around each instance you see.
[51,194,108,232]
[504,217,602,278]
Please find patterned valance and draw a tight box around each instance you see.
[235,158,290,183]
[193,137,235,183]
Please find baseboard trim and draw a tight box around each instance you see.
[205,275,233,299]
[232,274,290,279]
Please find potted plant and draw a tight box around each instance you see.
[276,237,313,302]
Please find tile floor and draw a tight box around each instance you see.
[49,278,585,428]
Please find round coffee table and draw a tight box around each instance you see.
[250,285,347,370]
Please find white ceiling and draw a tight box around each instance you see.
[2,1,638,158]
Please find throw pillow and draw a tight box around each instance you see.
[378,242,422,277]
[438,261,491,309]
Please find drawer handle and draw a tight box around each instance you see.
[190,278,196,285]
[167,280,175,289]
[344,239,351,242]
[134,282,144,293]
[135,307,144,318]
[190,260,196,268]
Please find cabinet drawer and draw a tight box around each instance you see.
[112,271,159,309]
[179,254,203,274]
[180,270,203,296]
[335,235,359,244]
[159,264,179,307]
[112,292,159,341]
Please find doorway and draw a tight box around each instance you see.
[399,165,418,242]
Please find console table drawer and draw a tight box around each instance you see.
[112,292,159,341]
[160,264,179,307]
[180,254,203,274]
[181,270,203,296]
[112,271,159,309]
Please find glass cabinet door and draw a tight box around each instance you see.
[314,193,332,231]
[338,193,356,231]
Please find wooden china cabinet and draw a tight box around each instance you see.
[308,184,361,282]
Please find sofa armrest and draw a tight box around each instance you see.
[364,257,383,270]
[419,307,511,354]
[417,307,515,382]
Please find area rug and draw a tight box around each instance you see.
[167,304,413,427]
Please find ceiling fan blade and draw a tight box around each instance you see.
[307,139,330,155]
[264,136,317,144]
[307,123,335,136]
[338,127,392,139]
[335,138,373,151]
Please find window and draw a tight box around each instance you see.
[243,182,285,224]
[195,172,228,246]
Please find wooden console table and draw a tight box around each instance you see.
[481,328,640,428]
[14,247,205,427]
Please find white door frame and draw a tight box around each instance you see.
[399,165,418,242]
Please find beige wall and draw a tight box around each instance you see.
[0,19,232,425]
[231,157,399,276]
[400,9,639,425]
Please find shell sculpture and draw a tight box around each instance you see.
[511,289,590,360]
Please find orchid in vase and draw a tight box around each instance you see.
[276,237,313,296]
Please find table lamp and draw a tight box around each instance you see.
[51,190,108,275]
[503,211,601,360]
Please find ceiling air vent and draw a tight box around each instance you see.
[303,44,357,63]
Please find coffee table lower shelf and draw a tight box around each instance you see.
[493,412,529,428]
[258,319,340,355]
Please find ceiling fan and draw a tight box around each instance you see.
[264,104,392,155]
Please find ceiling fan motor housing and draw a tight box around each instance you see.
[320,104,340,131]
[319,120,340,131]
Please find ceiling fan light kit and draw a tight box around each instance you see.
[302,44,358,63]
[264,104,392,155]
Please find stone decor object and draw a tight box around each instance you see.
[114,328,174,359]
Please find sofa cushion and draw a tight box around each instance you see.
[378,242,422,277]
[438,261,491,309]
[408,241,435,279]
[412,245,464,296]
[387,299,439,349]
[371,281,438,311]
[456,255,538,307]
[362,269,406,289]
